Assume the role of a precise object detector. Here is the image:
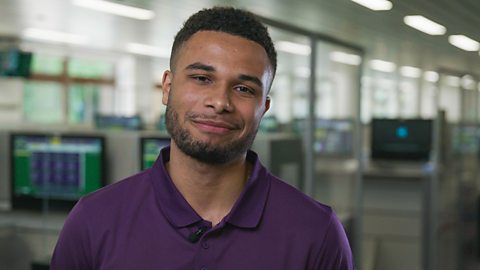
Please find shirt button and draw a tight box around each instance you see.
[200,266,208,270]
[202,242,209,249]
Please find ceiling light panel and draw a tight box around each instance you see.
[126,43,170,58]
[350,0,392,11]
[22,28,89,45]
[276,41,311,56]
[424,71,439,82]
[400,66,422,78]
[370,59,396,72]
[461,75,475,90]
[403,15,446,35]
[330,51,362,65]
[448,35,480,51]
[73,0,155,20]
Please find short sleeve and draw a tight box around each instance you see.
[50,199,93,270]
[314,212,355,270]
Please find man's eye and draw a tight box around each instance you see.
[191,75,210,83]
[235,86,255,95]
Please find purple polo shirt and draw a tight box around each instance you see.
[51,147,354,270]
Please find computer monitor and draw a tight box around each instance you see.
[451,124,479,155]
[370,118,433,161]
[0,49,32,77]
[314,119,353,156]
[10,133,105,210]
[140,136,170,170]
[292,118,354,156]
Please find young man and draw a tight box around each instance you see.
[51,7,354,270]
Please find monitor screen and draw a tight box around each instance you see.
[371,118,433,161]
[451,124,479,155]
[10,133,105,210]
[314,119,353,156]
[293,118,354,156]
[140,137,170,170]
[0,49,32,77]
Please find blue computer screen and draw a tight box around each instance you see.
[371,118,432,161]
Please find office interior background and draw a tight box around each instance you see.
[1,0,480,269]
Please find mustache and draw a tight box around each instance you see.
[186,112,242,130]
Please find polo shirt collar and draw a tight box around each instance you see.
[149,147,270,229]
[224,150,270,228]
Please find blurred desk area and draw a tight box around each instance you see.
[361,160,432,270]
[0,210,65,270]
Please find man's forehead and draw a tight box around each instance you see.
[178,31,272,64]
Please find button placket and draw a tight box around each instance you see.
[195,225,218,270]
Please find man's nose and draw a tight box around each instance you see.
[204,84,234,113]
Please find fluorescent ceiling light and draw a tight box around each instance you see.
[400,66,422,78]
[448,35,480,52]
[276,41,311,56]
[446,75,460,87]
[424,71,439,82]
[461,75,475,90]
[73,0,155,20]
[350,0,392,11]
[370,59,396,72]
[403,15,446,35]
[329,51,361,65]
[126,43,170,58]
[22,28,89,45]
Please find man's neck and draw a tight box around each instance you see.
[166,144,250,226]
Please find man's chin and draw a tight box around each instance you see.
[185,148,234,165]
[192,137,232,149]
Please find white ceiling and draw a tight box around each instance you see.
[0,0,479,75]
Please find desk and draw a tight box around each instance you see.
[362,161,434,270]
[0,210,67,269]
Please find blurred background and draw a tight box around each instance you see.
[1,0,480,269]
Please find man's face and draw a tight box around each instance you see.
[162,30,273,164]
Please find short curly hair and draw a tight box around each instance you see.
[170,6,277,80]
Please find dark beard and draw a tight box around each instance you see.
[165,103,258,165]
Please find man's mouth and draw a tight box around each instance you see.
[187,112,241,135]
[191,118,239,134]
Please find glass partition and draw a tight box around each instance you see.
[312,42,362,219]
[438,74,461,123]
[398,78,420,119]
[420,80,437,119]
[264,28,311,134]
[435,71,480,270]
[23,82,64,124]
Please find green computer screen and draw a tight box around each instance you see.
[141,137,170,170]
[11,134,105,204]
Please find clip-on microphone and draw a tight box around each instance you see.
[188,226,207,243]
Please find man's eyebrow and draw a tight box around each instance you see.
[239,74,263,88]
[185,62,215,72]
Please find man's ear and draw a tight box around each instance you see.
[161,71,172,105]
[263,96,271,115]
